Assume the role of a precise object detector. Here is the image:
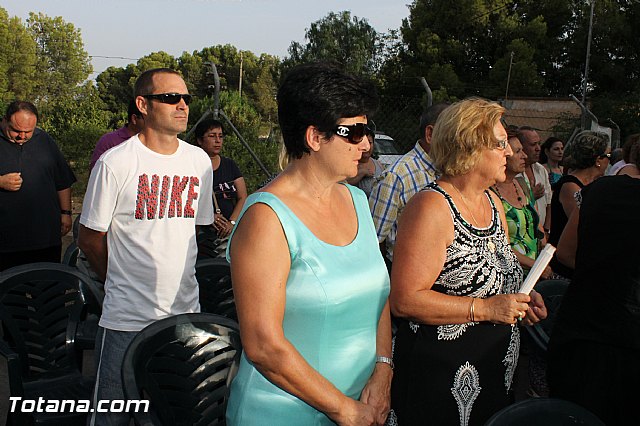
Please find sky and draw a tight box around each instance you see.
[4,0,412,80]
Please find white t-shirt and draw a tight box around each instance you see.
[518,162,552,227]
[80,136,214,331]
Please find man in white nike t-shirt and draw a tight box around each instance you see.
[79,68,214,426]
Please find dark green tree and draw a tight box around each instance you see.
[283,11,379,76]
[95,64,138,118]
[399,0,549,98]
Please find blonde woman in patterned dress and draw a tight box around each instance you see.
[388,98,547,426]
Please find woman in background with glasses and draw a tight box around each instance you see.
[195,119,247,239]
[226,63,392,426]
[389,98,546,426]
[548,130,610,279]
[346,120,385,197]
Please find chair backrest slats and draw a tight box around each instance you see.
[122,313,241,426]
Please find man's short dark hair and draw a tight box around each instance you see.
[277,62,379,159]
[126,98,142,124]
[194,119,224,139]
[419,102,450,140]
[134,68,182,97]
[5,101,39,121]
[516,126,538,144]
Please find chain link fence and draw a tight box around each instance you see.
[372,93,427,154]
[370,94,606,155]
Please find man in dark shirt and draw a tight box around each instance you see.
[0,101,76,270]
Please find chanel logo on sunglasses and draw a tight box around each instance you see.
[331,123,367,144]
[336,126,350,137]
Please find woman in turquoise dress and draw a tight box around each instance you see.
[226,63,392,426]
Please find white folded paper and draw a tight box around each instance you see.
[519,244,556,294]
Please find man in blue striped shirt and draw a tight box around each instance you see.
[369,103,449,266]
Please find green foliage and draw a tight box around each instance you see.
[95,64,137,118]
[55,122,107,196]
[95,46,281,130]
[5,1,640,196]
[487,39,544,98]
[39,83,111,135]
[136,51,178,72]
[283,11,380,76]
[0,9,37,102]
[27,12,92,99]
[188,92,279,192]
[249,54,279,120]
[38,83,111,195]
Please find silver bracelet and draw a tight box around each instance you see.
[375,355,394,370]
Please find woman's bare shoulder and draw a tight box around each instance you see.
[400,188,453,231]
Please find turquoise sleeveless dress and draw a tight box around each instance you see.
[225,185,390,425]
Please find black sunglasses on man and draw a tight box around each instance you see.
[142,93,193,105]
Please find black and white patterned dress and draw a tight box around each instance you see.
[389,183,523,426]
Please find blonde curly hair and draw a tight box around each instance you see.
[430,98,506,177]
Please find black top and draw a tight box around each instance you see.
[549,174,584,278]
[390,183,522,425]
[0,129,76,252]
[550,175,640,351]
[213,156,242,219]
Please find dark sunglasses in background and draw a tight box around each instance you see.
[142,93,193,105]
[332,123,368,144]
[598,152,612,159]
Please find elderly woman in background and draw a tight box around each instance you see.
[346,120,384,197]
[389,98,546,426]
[548,130,610,279]
[549,173,640,424]
[540,137,564,185]
[492,132,551,278]
[226,63,392,426]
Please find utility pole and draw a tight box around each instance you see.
[238,51,243,98]
[505,51,514,101]
[581,0,596,128]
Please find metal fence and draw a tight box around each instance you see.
[372,93,427,154]
[370,94,620,154]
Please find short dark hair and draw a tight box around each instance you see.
[506,126,519,140]
[516,126,539,145]
[126,98,142,124]
[194,119,224,139]
[277,62,379,159]
[564,130,610,170]
[419,102,450,140]
[134,68,182,97]
[5,101,39,121]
